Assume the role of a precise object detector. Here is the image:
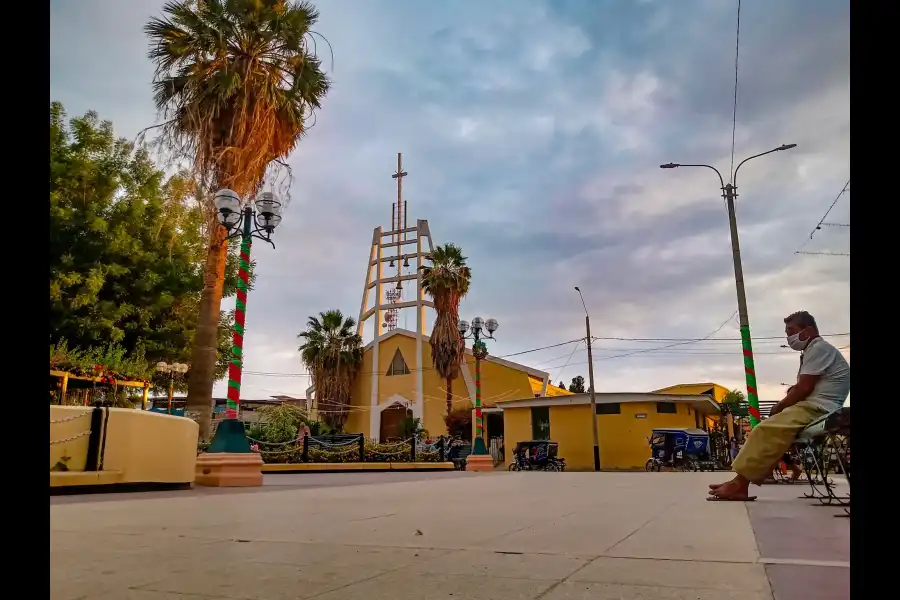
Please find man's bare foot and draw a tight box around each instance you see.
[708,476,756,501]
[709,482,728,490]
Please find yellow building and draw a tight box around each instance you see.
[652,382,733,435]
[498,392,722,471]
[340,328,552,441]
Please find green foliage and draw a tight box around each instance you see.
[420,243,472,413]
[50,339,153,381]
[255,439,441,464]
[400,416,427,441]
[568,376,586,393]
[253,403,312,443]
[722,389,749,417]
[49,102,240,387]
[443,403,473,441]
[297,310,364,431]
[145,0,331,197]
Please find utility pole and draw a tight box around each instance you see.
[722,182,760,428]
[575,287,601,471]
[660,143,796,428]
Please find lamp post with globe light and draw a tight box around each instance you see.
[458,316,499,460]
[155,361,188,415]
[660,144,796,428]
[204,189,283,454]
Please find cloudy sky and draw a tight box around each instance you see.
[51,0,850,403]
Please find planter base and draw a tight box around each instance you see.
[465,454,494,472]
[195,452,263,487]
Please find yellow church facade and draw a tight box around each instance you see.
[342,328,554,441]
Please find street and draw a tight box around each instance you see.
[50,471,848,599]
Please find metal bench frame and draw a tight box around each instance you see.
[794,407,850,517]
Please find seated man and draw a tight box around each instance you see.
[709,311,850,501]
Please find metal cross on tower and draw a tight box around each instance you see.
[355,152,437,440]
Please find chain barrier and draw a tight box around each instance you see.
[308,438,359,449]
[246,436,298,447]
[310,444,360,457]
[50,411,93,425]
[50,430,91,445]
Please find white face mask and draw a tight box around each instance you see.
[787,331,808,351]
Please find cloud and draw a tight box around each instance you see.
[50,0,850,403]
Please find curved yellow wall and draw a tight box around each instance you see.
[50,406,199,487]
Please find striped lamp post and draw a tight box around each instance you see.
[459,317,499,455]
[206,189,283,453]
[660,143,797,429]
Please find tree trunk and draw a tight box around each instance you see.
[445,377,453,417]
[187,225,229,441]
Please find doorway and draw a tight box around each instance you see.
[380,403,412,441]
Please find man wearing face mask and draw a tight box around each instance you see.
[708,311,850,501]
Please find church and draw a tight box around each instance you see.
[304,153,569,442]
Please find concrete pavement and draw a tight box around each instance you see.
[49,472,849,599]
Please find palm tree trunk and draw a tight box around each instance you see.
[187,224,229,441]
[446,377,453,416]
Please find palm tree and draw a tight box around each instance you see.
[298,310,363,432]
[145,0,330,439]
[420,243,472,416]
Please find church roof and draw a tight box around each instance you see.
[365,328,550,380]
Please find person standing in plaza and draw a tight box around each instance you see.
[708,311,850,501]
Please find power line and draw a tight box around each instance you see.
[796,178,850,254]
[239,332,851,379]
[795,251,850,257]
[729,0,742,182]
[591,332,849,343]
[819,222,849,228]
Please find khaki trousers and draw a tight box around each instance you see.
[732,402,828,482]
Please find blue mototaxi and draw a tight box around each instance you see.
[646,428,714,472]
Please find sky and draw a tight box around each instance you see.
[50,0,850,403]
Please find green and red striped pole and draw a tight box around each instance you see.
[226,233,252,419]
[472,340,488,455]
[740,326,762,427]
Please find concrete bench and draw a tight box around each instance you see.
[794,407,850,515]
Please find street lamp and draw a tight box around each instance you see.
[574,287,601,471]
[155,361,188,415]
[458,316,499,456]
[207,189,283,453]
[660,143,797,428]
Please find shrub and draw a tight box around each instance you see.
[444,403,473,441]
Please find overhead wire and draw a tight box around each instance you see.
[795,178,851,254]
[239,332,851,378]
[729,0,742,183]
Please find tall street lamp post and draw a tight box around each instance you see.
[202,189,283,456]
[155,361,188,414]
[574,287,601,471]
[458,316,498,470]
[660,144,797,428]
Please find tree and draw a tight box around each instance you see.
[568,376,586,393]
[49,102,237,392]
[721,388,748,441]
[420,243,472,415]
[443,403,473,441]
[146,0,331,440]
[297,310,363,432]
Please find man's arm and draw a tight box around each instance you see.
[770,375,819,416]
[770,342,830,416]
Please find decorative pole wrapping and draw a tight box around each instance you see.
[741,326,761,427]
[472,339,489,454]
[226,234,252,419]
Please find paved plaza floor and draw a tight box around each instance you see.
[50,471,849,600]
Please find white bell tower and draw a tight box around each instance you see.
[356,153,436,440]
